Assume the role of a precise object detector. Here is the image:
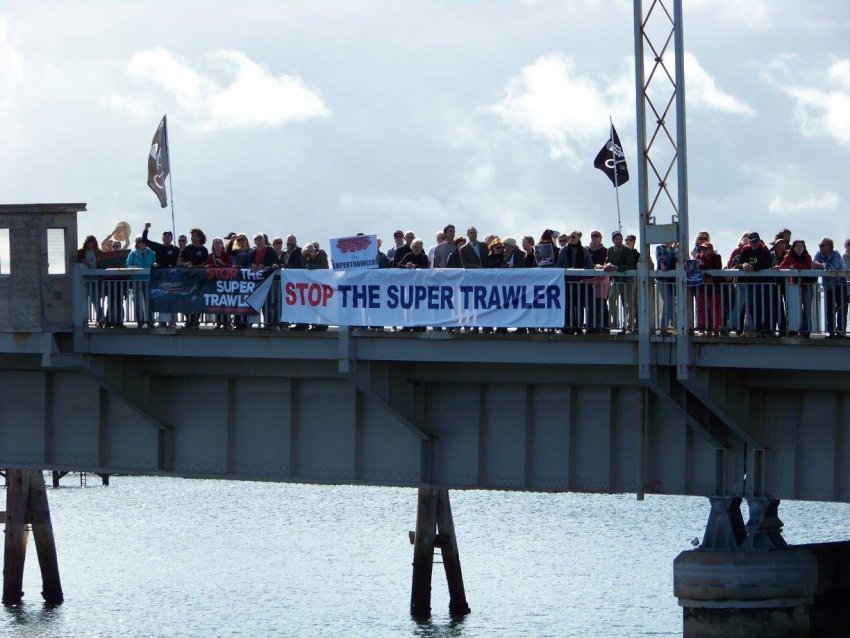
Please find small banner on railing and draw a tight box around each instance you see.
[685,260,704,286]
[280,269,566,327]
[150,268,273,315]
[329,234,379,270]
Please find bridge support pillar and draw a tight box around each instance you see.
[410,487,470,619]
[700,496,746,550]
[2,469,63,606]
[675,498,850,637]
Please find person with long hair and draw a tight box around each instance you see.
[207,237,233,329]
[77,235,106,326]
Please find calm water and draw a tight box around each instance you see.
[3,477,850,638]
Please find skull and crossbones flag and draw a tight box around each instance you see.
[593,124,629,187]
[147,115,170,208]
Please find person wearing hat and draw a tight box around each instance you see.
[502,237,525,268]
[486,237,505,269]
[736,232,772,337]
[605,230,639,333]
[386,230,405,261]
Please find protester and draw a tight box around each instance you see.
[392,231,415,267]
[460,227,488,268]
[142,223,180,267]
[695,242,722,336]
[400,238,430,269]
[656,241,678,334]
[737,232,772,337]
[433,224,458,268]
[77,235,105,326]
[813,236,846,339]
[780,239,814,337]
[557,230,592,334]
[279,235,302,269]
[605,231,638,333]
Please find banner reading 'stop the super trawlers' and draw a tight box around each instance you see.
[280,269,565,328]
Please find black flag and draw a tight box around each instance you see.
[594,125,629,187]
[147,115,170,208]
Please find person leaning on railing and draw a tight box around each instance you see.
[695,242,722,336]
[736,232,772,338]
[125,236,155,328]
[768,233,790,336]
[655,241,678,335]
[605,231,639,334]
[813,237,847,339]
[779,239,814,338]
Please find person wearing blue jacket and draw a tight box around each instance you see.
[813,237,847,338]
[126,236,155,327]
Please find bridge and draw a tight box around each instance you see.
[3,3,850,636]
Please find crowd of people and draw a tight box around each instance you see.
[75,222,850,338]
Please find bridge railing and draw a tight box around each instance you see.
[75,267,850,337]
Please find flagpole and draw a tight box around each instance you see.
[163,114,176,239]
[611,115,623,234]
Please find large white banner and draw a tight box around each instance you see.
[280,269,565,328]
[329,234,379,270]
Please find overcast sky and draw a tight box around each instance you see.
[1,0,848,257]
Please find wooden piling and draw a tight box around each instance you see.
[409,487,470,618]
[436,489,470,616]
[2,470,30,605]
[2,470,63,605]
[410,487,438,618]
[28,472,63,604]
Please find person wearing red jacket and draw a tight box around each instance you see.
[780,239,814,337]
[695,242,723,335]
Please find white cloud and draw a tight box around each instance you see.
[338,192,446,221]
[116,47,329,130]
[0,17,24,117]
[486,51,753,167]
[682,52,756,117]
[768,192,839,214]
[99,94,154,120]
[487,53,631,167]
[829,59,850,91]
[690,0,773,31]
[780,59,850,147]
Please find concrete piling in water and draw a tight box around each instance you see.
[2,469,63,605]
[410,487,470,619]
[675,497,850,637]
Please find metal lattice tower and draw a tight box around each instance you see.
[633,0,691,378]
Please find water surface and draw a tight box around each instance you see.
[3,477,849,637]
